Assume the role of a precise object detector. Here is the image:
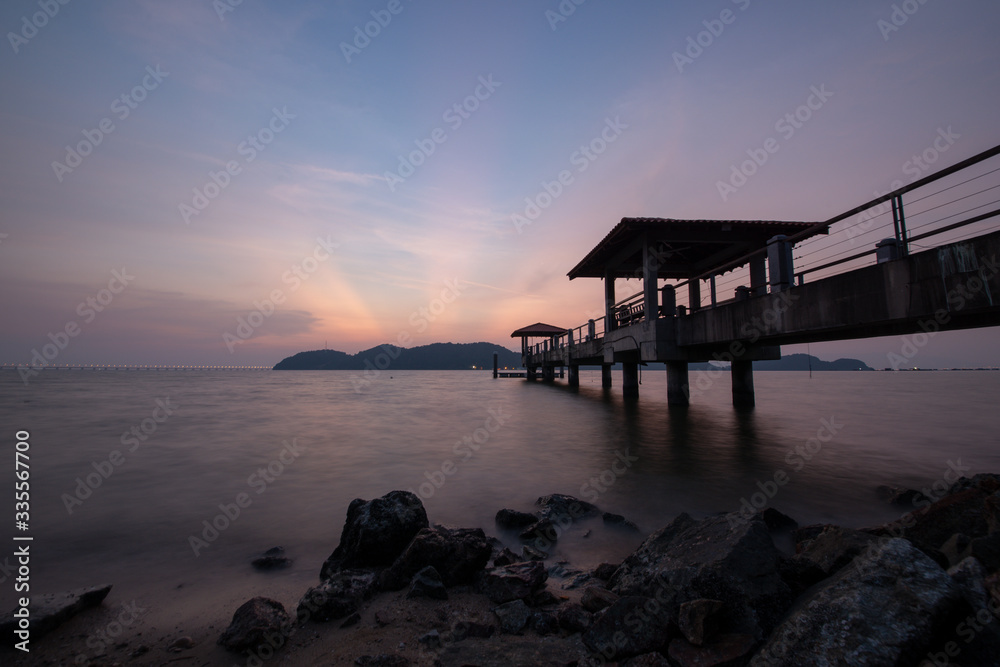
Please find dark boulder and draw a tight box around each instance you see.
[582,595,673,661]
[668,633,756,667]
[218,597,291,653]
[355,656,411,667]
[530,611,559,635]
[761,507,798,531]
[519,518,559,545]
[622,653,673,667]
[750,538,962,666]
[610,511,791,639]
[603,512,640,531]
[320,491,428,580]
[792,525,879,578]
[492,546,520,567]
[252,546,292,570]
[677,598,725,646]
[557,603,592,633]
[380,524,492,590]
[581,586,619,613]
[298,569,377,622]
[479,560,548,604]
[535,493,600,522]
[594,562,619,581]
[450,619,496,641]
[1,584,112,646]
[495,508,538,529]
[494,599,531,634]
[406,565,448,600]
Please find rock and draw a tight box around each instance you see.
[526,589,561,607]
[451,619,496,641]
[867,474,1000,557]
[355,656,411,667]
[340,612,361,628]
[218,597,291,653]
[417,629,441,649]
[536,493,601,522]
[252,547,293,570]
[761,507,798,531]
[876,484,928,508]
[168,636,195,652]
[496,508,539,529]
[948,556,990,610]
[320,491,429,579]
[610,511,791,639]
[668,633,756,667]
[479,560,548,603]
[557,603,592,633]
[522,545,548,561]
[406,566,448,601]
[792,525,879,578]
[941,532,973,566]
[986,490,1000,533]
[792,523,830,548]
[494,599,531,634]
[581,586,619,613]
[298,569,377,622]
[603,512,640,530]
[777,554,827,598]
[622,653,673,666]
[530,611,559,635]
[594,562,619,581]
[0,584,112,645]
[493,547,520,567]
[678,599,725,646]
[968,532,1000,572]
[380,525,492,590]
[519,518,559,546]
[582,595,673,661]
[750,538,962,666]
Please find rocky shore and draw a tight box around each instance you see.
[6,475,1000,666]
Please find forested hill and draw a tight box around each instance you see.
[273,342,522,370]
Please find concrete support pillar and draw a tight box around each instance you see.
[732,360,755,408]
[622,362,639,398]
[542,366,555,382]
[750,254,767,297]
[666,361,690,406]
[601,364,613,388]
[643,239,659,322]
[767,235,794,292]
[605,271,617,331]
[587,319,596,341]
[688,279,701,311]
[493,351,498,379]
[661,285,676,317]
[527,366,537,381]
[568,365,580,387]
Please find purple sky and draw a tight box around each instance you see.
[2,0,999,368]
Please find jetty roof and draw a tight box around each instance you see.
[510,323,566,338]
[567,218,827,280]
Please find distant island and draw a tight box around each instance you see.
[273,342,521,371]
[274,346,872,372]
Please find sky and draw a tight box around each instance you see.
[1,0,999,368]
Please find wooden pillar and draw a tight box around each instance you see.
[493,351,498,379]
[568,365,580,387]
[601,364,613,388]
[605,271,617,331]
[542,366,555,382]
[750,254,767,297]
[666,362,689,406]
[643,239,658,322]
[732,360,755,408]
[622,362,639,398]
[688,279,701,312]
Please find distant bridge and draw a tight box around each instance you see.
[513,144,1000,407]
